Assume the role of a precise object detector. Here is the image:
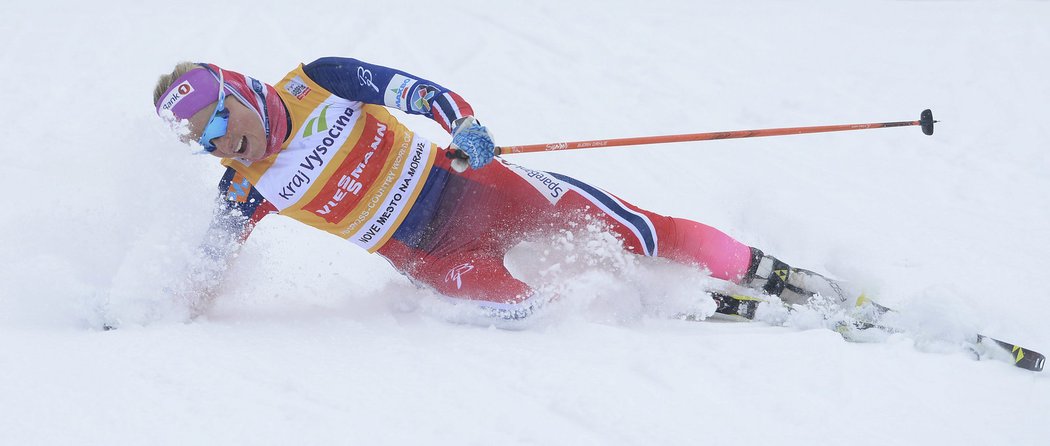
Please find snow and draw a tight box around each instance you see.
[1,1,1048,444]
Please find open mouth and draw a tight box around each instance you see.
[234,135,248,155]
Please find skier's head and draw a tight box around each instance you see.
[153,62,287,162]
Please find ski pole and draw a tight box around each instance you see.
[497,109,936,155]
[447,110,936,171]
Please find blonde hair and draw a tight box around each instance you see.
[152,61,201,105]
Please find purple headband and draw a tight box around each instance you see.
[155,67,222,120]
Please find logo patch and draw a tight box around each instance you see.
[159,80,194,112]
[445,263,474,290]
[285,75,311,100]
[410,84,436,113]
[500,159,565,205]
[357,66,380,93]
[383,74,416,111]
[303,105,331,138]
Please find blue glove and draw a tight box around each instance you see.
[451,116,495,170]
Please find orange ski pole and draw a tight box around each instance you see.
[495,109,936,155]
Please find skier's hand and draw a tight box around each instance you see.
[450,116,495,170]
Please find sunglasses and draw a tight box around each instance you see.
[197,68,229,153]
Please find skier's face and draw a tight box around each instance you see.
[186,94,267,162]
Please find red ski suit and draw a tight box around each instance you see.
[373,153,754,318]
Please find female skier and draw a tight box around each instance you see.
[153,57,853,321]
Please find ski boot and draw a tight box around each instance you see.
[741,248,860,307]
[741,248,898,339]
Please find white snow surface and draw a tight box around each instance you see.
[2,1,1049,444]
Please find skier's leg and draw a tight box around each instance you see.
[539,171,856,305]
[416,252,535,308]
[546,178,753,282]
[653,217,755,282]
[379,236,546,323]
[643,217,860,308]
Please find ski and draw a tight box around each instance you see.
[710,292,764,320]
[853,296,1046,372]
[702,291,1045,372]
[974,334,1045,372]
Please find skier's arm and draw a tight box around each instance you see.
[210,168,272,245]
[302,57,475,134]
[185,168,274,313]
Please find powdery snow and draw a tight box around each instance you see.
[0,1,1048,444]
